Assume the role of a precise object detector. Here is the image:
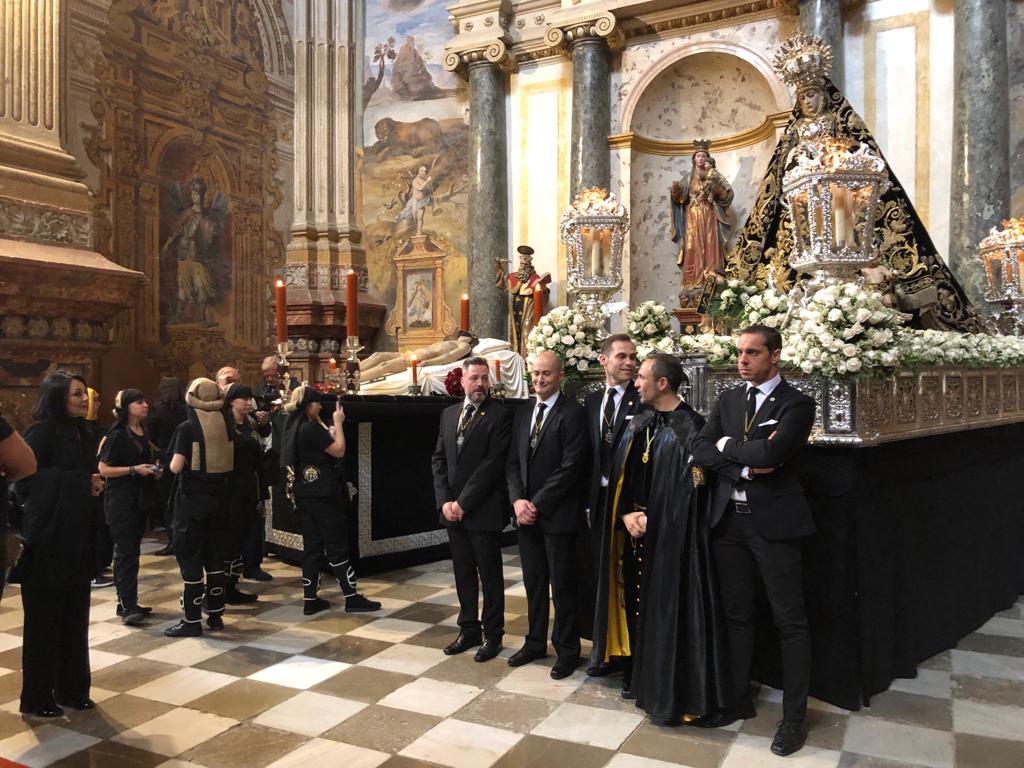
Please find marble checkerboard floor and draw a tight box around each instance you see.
[0,540,1023,768]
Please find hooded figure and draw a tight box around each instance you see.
[282,385,380,616]
[164,378,234,637]
[97,387,157,626]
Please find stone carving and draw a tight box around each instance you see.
[895,377,917,425]
[945,375,963,420]
[985,375,1001,415]
[921,375,941,422]
[0,200,92,248]
[1003,374,1018,412]
[966,375,983,417]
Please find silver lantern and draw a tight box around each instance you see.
[978,218,1024,334]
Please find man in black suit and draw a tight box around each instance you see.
[506,350,588,679]
[692,324,816,757]
[432,356,513,663]
[582,334,643,675]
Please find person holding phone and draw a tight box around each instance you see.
[282,386,380,615]
[98,389,161,626]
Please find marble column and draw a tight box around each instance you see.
[466,60,510,340]
[797,0,843,91]
[948,0,1010,308]
[569,36,611,196]
[288,0,365,290]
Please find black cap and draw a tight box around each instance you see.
[224,383,255,404]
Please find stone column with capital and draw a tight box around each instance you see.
[797,0,843,91]
[443,39,513,341]
[948,0,1010,308]
[546,13,621,197]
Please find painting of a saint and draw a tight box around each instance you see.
[160,172,228,328]
[406,272,433,329]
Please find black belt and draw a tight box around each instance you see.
[729,500,751,515]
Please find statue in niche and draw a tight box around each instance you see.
[162,174,228,326]
[497,245,551,359]
[670,142,734,304]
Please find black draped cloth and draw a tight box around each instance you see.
[592,403,731,721]
[728,79,983,333]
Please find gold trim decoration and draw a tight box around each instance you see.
[544,11,623,55]
[609,112,791,156]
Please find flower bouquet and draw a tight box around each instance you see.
[525,306,599,379]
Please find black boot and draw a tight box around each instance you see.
[345,594,382,613]
[302,563,323,612]
[165,579,204,637]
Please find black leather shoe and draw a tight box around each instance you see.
[243,567,274,582]
[770,719,808,756]
[691,699,757,729]
[508,647,547,667]
[586,658,622,677]
[163,620,202,637]
[116,604,153,617]
[444,634,482,656]
[304,597,330,616]
[621,687,636,700]
[474,639,502,662]
[226,587,259,604]
[58,698,95,711]
[21,703,64,718]
[345,594,382,613]
[153,544,175,556]
[550,657,578,680]
[120,609,147,626]
[207,614,224,631]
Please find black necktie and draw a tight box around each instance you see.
[458,404,475,438]
[530,402,547,450]
[745,386,761,434]
[602,388,617,441]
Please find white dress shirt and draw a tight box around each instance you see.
[598,383,627,487]
[716,372,782,501]
[531,391,560,433]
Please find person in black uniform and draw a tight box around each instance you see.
[432,357,513,662]
[505,350,588,679]
[84,388,114,588]
[691,325,816,756]
[583,334,643,676]
[14,371,105,717]
[0,415,36,599]
[222,383,264,603]
[165,377,235,637]
[98,388,161,626]
[148,377,186,556]
[282,386,380,615]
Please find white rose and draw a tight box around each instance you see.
[748,311,760,323]
[542,324,553,336]
[801,360,815,373]
[766,296,780,310]
[575,332,585,342]
[855,308,872,324]
[629,322,639,333]
[578,360,589,371]
[562,335,574,345]
[574,314,584,325]
[847,357,862,372]
[568,324,578,334]
[820,332,834,346]
[827,308,843,322]
[644,323,657,335]
[842,344,857,357]
[568,357,577,366]
[720,289,735,300]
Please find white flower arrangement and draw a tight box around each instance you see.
[896,329,1024,369]
[736,285,791,330]
[525,306,599,377]
[626,301,673,344]
[778,280,903,378]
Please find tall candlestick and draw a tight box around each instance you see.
[533,285,543,325]
[346,270,359,338]
[493,358,501,384]
[275,280,287,343]
[460,294,470,332]
[410,355,418,385]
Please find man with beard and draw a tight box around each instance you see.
[592,353,730,722]
[583,334,642,675]
[432,357,513,662]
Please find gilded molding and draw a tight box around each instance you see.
[609,112,791,155]
[0,199,92,248]
[544,11,623,54]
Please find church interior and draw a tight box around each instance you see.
[1,0,1024,766]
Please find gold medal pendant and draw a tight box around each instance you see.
[641,426,654,464]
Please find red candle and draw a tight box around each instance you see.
[533,284,543,325]
[346,270,358,338]
[275,279,287,343]
[329,357,337,372]
[410,355,418,385]
[493,358,501,384]
[460,294,470,332]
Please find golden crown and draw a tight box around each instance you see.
[773,33,833,91]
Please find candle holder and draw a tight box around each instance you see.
[343,335,363,395]
[276,341,291,398]
[490,382,508,399]
[408,383,423,396]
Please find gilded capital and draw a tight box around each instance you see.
[544,11,623,54]
[443,37,515,78]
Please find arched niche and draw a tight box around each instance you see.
[619,43,791,311]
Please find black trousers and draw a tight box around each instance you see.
[447,525,504,642]
[108,503,146,611]
[241,504,265,570]
[712,504,811,721]
[296,495,357,598]
[577,486,608,641]
[173,512,230,619]
[519,524,581,661]
[225,493,259,579]
[92,498,113,575]
[20,580,91,711]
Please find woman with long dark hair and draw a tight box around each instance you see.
[282,386,379,615]
[148,377,186,556]
[97,389,161,626]
[14,371,104,717]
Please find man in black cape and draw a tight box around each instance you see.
[591,353,730,723]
